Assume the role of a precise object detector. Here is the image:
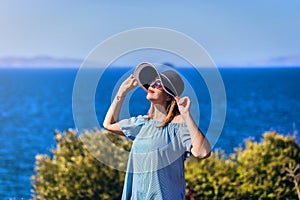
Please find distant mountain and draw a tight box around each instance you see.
[0,56,83,68]
[264,55,300,66]
[248,55,300,67]
[0,55,299,68]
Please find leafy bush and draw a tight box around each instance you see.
[31,129,132,200]
[185,151,238,199]
[32,130,300,199]
[185,131,300,200]
[235,132,300,199]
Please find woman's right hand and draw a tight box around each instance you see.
[103,74,138,135]
[118,74,138,96]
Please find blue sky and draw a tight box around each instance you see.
[0,0,300,67]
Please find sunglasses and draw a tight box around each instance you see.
[149,80,163,90]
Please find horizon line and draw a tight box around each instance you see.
[1,65,300,69]
[0,55,300,69]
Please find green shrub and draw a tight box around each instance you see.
[31,129,132,200]
[235,131,300,199]
[185,150,238,199]
[185,131,300,200]
[32,130,300,199]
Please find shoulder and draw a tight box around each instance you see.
[171,115,185,124]
[118,115,147,126]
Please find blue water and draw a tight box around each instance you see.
[0,67,299,199]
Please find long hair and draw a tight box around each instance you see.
[147,96,180,128]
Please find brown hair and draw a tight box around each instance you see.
[147,96,180,128]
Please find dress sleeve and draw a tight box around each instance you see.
[178,125,193,159]
[117,115,146,141]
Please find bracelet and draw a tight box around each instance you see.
[116,95,126,101]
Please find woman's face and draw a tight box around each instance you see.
[146,79,170,104]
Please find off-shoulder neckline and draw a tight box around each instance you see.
[147,119,186,126]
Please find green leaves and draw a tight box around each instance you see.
[31,130,300,199]
[185,131,300,200]
[185,150,238,199]
[31,129,132,200]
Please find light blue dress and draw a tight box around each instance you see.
[118,115,193,200]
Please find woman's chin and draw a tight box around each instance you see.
[146,94,157,102]
[146,95,153,101]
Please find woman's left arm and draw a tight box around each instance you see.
[176,96,211,159]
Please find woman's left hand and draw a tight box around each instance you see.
[175,96,191,116]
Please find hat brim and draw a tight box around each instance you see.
[134,62,177,97]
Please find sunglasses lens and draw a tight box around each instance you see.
[155,82,161,87]
[150,80,163,90]
[154,81,163,90]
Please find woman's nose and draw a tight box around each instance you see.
[149,83,155,88]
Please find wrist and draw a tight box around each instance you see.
[116,90,127,97]
[181,112,192,121]
[116,95,126,101]
[116,91,126,101]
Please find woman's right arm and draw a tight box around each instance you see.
[103,74,138,136]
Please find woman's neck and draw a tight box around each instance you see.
[151,103,167,122]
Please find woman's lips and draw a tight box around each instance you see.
[148,89,155,93]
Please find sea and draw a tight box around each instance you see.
[0,67,299,199]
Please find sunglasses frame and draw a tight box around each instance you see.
[149,80,164,90]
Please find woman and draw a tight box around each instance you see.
[103,62,211,200]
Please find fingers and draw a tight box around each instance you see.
[175,96,191,109]
[185,97,191,108]
[128,74,138,87]
[176,96,188,104]
[127,74,135,81]
[126,74,135,82]
[175,96,183,105]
